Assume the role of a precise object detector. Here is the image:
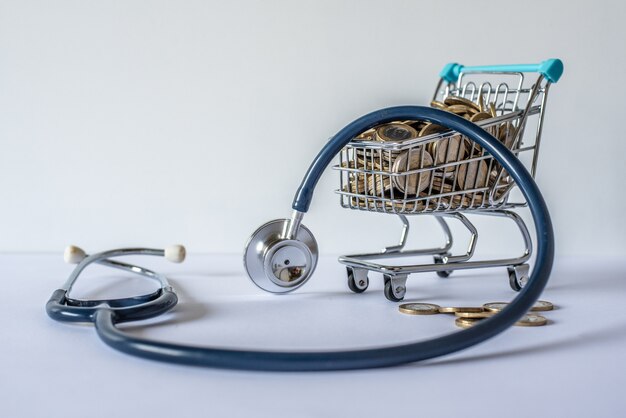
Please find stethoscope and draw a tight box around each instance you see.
[46,106,554,371]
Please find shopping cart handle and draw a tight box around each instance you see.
[439,59,564,84]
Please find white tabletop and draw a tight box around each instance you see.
[1,253,624,417]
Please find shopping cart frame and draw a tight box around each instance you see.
[334,60,562,301]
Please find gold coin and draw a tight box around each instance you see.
[438,306,484,314]
[429,133,467,165]
[440,193,485,210]
[427,176,454,194]
[455,310,494,319]
[483,302,508,312]
[356,128,376,140]
[445,104,475,115]
[489,103,497,118]
[483,301,555,313]
[418,123,447,137]
[478,94,486,112]
[531,300,554,312]
[391,148,434,195]
[398,303,441,315]
[376,123,417,142]
[430,100,447,110]
[444,96,480,111]
[367,174,393,196]
[455,317,482,329]
[470,112,493,123]
[515,314,548,327]
[457,159,489,189]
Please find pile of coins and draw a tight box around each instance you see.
[344,95,515,210]
[398,300,554,328]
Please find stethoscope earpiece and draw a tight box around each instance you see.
[63,245,87,264]
[165,245,186,263]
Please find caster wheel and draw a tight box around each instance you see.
[508,264,530,292]
[434,253,452,278]
[383,274,407,302]
[346,267,368,293]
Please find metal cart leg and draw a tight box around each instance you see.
[343,214,454,295]
[339,209,533,299]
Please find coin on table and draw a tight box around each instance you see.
[444,95,481,112]
[391,149,434,195]
[399,303,441,315]
[531,300,554,311]
[484,301,555,313]
[455,310,495,319]
[376,123,418,142]
[455,317,483,329]
[483,302,509,312]
[438,306,484,314]
[515,314,548,327]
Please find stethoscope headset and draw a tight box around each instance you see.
[47,106,554,371]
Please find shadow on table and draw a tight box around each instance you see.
[421,320,626,367]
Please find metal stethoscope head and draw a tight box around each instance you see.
[244,214,318,293]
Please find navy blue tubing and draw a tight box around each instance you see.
[89,106,554,371]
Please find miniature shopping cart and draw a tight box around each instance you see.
[334,60,563,301]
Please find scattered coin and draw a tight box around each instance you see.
[515,314,548,327]
[398,303,441,315]
[455,317,481,329]
[483,302,509,312]
[400,300,554,329]
[483,300,555,313]
[455,310,495,319]
[438,306,484,314]
[530,300,554,312]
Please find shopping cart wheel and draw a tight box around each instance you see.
[383,274,407,302]
[508,264,530,292]
[434,253,453,278]
[346,267,369,293]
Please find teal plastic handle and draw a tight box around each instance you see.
[440,59,563,84]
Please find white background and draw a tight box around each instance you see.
[2,253,625,417]
[1,0,625,256]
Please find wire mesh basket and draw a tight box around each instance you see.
[335,70,549,215]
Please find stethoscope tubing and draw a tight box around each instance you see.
[83,106,553,371]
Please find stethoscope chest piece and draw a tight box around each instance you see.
[244,219,318,293]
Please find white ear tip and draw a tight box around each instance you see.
[64,245,86,264]
[165,245,186,263]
